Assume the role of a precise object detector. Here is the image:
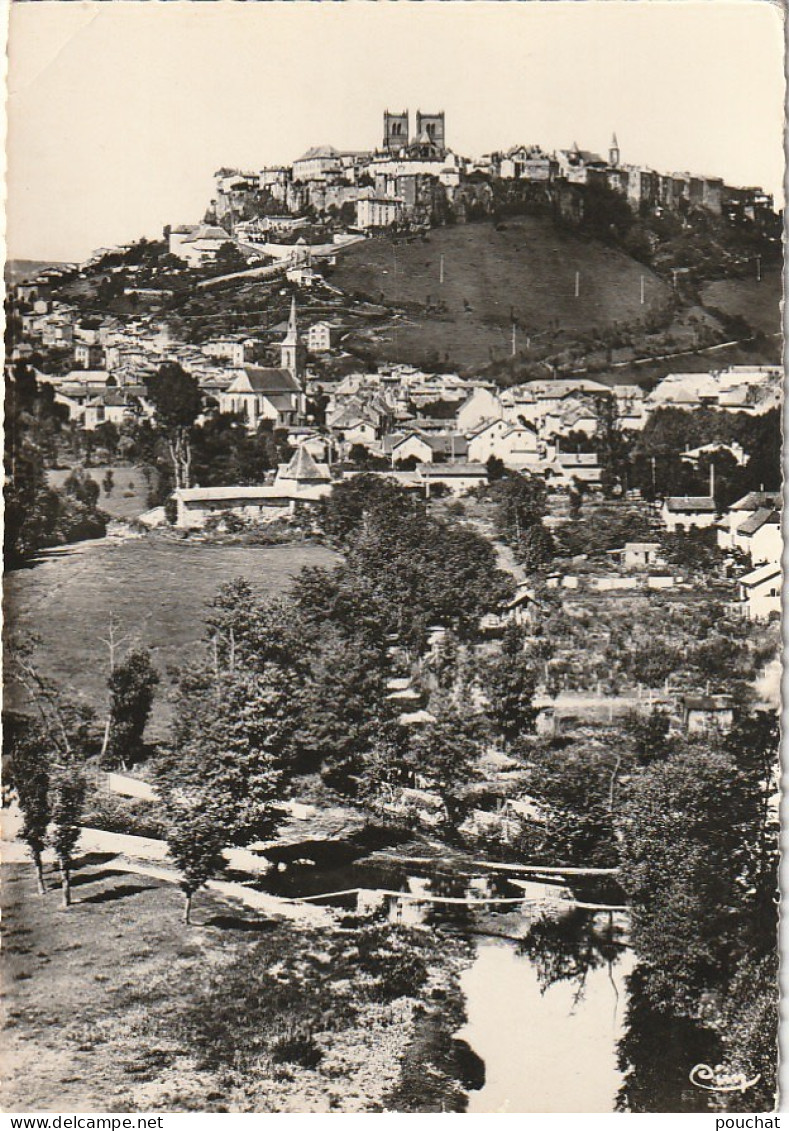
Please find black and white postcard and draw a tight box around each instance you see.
[2,0,784,1116]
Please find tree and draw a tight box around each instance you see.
[102,470,115,497]
[49,758,86,908]
[623,709,673,766]
[618,747,767,1014]
[316,474,423,545]
[488,474,547,549]
[106,648,160,768]
[518,522,555,571]
[5,716,51,894]
[213,241,249,276]
[63,468,100,508]
[406,706,484,825]
[159,663,296,847]
[479,626,538,746]
[296,626,391,790]
[485,455,506,481]
[522,742,620,867]
[146,362,203,489]
[162,796,227,924]
[8,641,91,907]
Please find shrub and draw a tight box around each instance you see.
[354,922,430,1001]
[269,1025,323,1068]
[81,790,167,839]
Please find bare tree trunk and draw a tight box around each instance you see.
[100,717,111,763]
[168,438,182,490]
[182,434,192,490]
[32,849,46,895]
[59,858,71,908]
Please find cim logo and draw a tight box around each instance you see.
[689,1064,762,1094]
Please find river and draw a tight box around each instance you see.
[458,936,634,1113]
[256,853,642,1112]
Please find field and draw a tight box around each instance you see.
[330,218,670,370]
[47,465,150,521]
[4,537,337,739]
[2,859,458,1112]
[701,266,783,336]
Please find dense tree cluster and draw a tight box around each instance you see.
[5,365,108,565]
[618,712,778,1109]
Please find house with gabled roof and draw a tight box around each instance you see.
[456,386,502,433]
[736,562,781,621]
[717,491,782,556]
[467,418,545,470]
[661,495,718,533]
[737,509,781,566]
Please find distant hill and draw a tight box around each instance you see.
[4,259,67,287]
[329,217,670,370]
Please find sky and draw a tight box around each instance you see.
[5,0,786,263]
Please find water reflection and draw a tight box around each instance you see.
[615,964,720,1113]
[518,907,627,1005]
[255,855,724,1112]
[459,927,633,1113]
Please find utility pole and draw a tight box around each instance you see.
[574,271,580,299]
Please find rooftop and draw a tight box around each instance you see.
[664,496,717,513]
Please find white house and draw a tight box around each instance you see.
[736,562,782,621]
[457,387,502,433]
[741,509,782,566]
[308,321,338,353]
[661,495,718,533]
[622,542,663,569]
[467,420,543,470]
[83,391,134,431]
[390,433,439,465]
[292,145,343,182]
[356,197,404,229]
[417,462,488,496]
[174,224,233,267]
[202,337,257,367]
[717,491,782,556]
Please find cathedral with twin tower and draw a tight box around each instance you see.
[382,109,446,157]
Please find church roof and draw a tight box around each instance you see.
[235,366,300,394]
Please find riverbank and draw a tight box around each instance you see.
[2,855,474,1113]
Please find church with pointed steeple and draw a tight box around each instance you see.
[280,296,307,387]
[218,296,307,430]
[609,133,620,167]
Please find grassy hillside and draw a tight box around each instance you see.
[4,538,337,739]
[701,266,783,337]
[329,218,670,370]
[46,465,150,522]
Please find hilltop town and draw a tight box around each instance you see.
[4,106,782,1114]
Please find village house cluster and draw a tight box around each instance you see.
[163,112,778,268]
